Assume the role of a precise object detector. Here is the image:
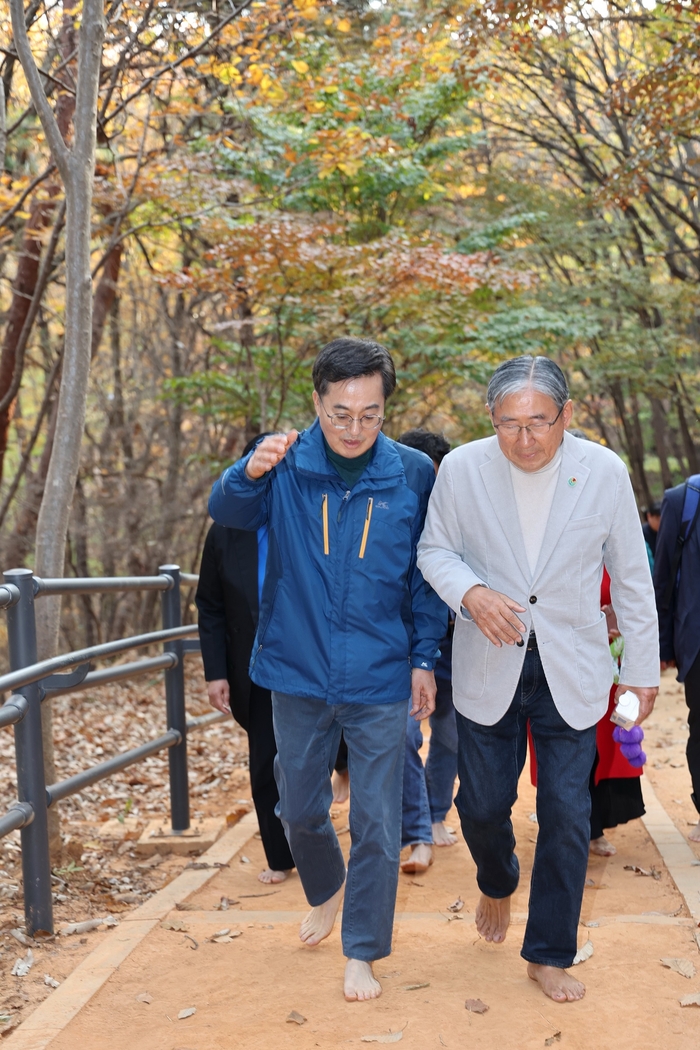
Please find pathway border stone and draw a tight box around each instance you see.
[7,811,259,1050]
[641,777,700,934]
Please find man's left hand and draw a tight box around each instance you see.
[410,668,436,721]
[615,683,658,725]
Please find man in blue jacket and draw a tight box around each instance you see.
[208,338,444,1002]
[654,473,700,843]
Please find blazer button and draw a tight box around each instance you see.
[529,595,537,604]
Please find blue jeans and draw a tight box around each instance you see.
[271,691,408,962]
[455,646,596,968]
[426,676,458,823]
[401,712,432,847]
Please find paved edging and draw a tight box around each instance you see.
[7,811,260,1050]
[641,776,700,929]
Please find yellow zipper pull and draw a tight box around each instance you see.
[322,493,329,555]
[358,497,373,559]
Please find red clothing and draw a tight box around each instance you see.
[530,568,641,786]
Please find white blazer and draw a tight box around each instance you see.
[417,432,660,730]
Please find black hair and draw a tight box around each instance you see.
[645,501,663,517]
[398,428,451,465]
[312,338,396,400]
[241,432,276,458]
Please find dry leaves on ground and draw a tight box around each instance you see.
[465,998,489,1014]
[286,1010,306,1025]
[544,1033,562,1046]
[572,940,594,966]
[679,993,700,1007]
[177,1007,196,1019]
[660,958,696,979]
[361,1031,404,1043]
[447,897,464,913]
[624,865,661,880]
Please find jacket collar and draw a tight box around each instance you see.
[479,431,591,586]
[294,419,405,484]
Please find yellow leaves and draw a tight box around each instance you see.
[320,85,339,94]
[247,63,265,86]
[213,62,243,86]
[291,60,309,74]
[455,185,486,199]
[293,0,318,18]
[306,100,326,112]
[337,18,352,33]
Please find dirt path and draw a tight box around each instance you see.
[8,673,700,1050]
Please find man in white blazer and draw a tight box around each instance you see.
[417,356,659,1004]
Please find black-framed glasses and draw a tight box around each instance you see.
[492,405,564,437]
[320,399,385,431]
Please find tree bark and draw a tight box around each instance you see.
[10,0,105,857]
[649,396,674,491]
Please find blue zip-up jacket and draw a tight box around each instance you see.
[208,419,445,704]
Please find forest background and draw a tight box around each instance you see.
[0,0,698,650]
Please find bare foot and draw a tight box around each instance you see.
[258,867,291,884]
[400,842,433,874]
[299,882,344,946]
[432,821,458,847]
[528,962,585,1002]
[589,835,616,857]
[689,820,700,843]
[344,959,382,1001]
[332,769,350,804]
[475,893,511,943]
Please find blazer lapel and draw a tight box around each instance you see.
[530,439,591,587]
[479,449,531,588]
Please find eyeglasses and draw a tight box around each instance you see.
[320,400,385,431]
[492,405,564,437]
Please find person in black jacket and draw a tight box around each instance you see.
[653,475,700,843]
[196,437,295,883]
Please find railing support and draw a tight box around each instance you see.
[4,569,53,937]
[160,564,189,832]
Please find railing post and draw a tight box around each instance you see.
[4,568,54,936]
[159,564,189,832]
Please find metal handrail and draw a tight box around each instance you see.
[0,584,19,610]
[43,654,177,698]
[46,729,182,806]
[0,623,197,694]
[0,694,28,729]
[180,572,200,585]
[33,574,174,597]
[0,802,33,838]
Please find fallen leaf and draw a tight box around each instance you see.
[286,1010,306,1025]
[404,982,430,991]
[214,928,230,937]
[160,919,188,932]
[544,1033,562,1046]
[44,975,60,988]
[447,897,464,913]
[175,902,198,911]
[528,813,538,823]
[661,957,696,979]
[573,940,594,966]
[177,1007,196,1019]
[10,929,32,948]
[447,914,464,922]
[240,856,251,864]
[465,998,489,1014]
[361,1031,404,1043]
[11,950,34,977]
[217,897,230,910]
[60,917,115,936]
[623,864,661,880]
[136,992,153,1004]
[439,1037,447,1048]
[680,993,700,1007]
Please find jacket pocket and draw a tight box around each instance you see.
[251,583,280,669]
[571,613,613,703]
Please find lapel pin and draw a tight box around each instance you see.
[568,476,577,487]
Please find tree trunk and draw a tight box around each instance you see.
[609,380,652,507]
[11,0,105,858]
[649,396,674,491]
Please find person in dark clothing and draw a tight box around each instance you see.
[653,474,700,843]
[196,436,295,884]
[643,500,662,564]
[397,429,458,871]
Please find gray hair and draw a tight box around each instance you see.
[486,356,569,412]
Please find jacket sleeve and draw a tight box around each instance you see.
[208,455,271,531]
[407,463,449,670]
[195,527,229,682]
[604,466,660,687]
[653,488,681,663]
[417,457,487,616]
